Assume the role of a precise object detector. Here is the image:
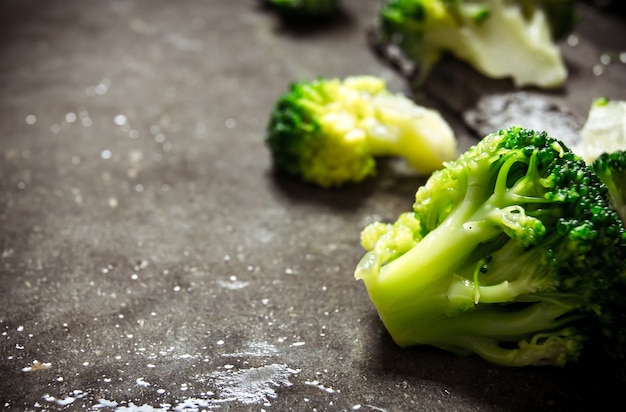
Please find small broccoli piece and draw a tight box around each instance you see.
[355,126,626,367]
[265,0,340,18]
[266,76,457,188]
[378,0,577,88]
[573,98,626,164]
[593,150,626,227]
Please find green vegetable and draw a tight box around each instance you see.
[266,76,457,188]
[378,0,578,88]
[266,0,340,17]
[355,126,626,367]
[593,150,626,227]
[573,98,626,164]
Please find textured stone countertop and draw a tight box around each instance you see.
[1,1,625,411]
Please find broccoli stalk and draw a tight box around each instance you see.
[355,127,626,367]
[266,76,457,188]
[378,0,577,88]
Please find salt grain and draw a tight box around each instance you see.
[136,377,150,387]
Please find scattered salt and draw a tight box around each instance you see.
[136,377,150,387]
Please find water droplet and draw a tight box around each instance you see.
[593,64,604,76]
[114,114,127,126]
[566,34,579,47]
[25,114,36,125]
[94,78,111,95]
[65,112,77,123]
[225,118,236,128]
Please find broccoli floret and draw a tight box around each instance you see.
[355,126,626,367]
[378,0,577,88]
[266,76,457,188]
[573,98,626,164]
[265,0,340,18]
[593,150,626,227]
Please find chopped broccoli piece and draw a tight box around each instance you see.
[573,98,626,164]
[593,150,626,227]
[266,76,457,188]
[378,0,577,88]
[265,0,340,18]
[355,126,626,367]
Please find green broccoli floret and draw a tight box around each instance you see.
[266,75,457,188]
[378,0,577,88]
[265,0,340,18]
[355,126,626,367]
[593,150,626,227]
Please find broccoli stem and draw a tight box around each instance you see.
[356,185,500,345]
[383,293,584,368]
[363,98,457,174]
[451,301,578,338]
[445,326,582,367]
[366,208,478,299]
[447,239,555,305]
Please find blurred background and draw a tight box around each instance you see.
[1,1,625,411]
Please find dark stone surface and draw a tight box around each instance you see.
[0,1,624,411]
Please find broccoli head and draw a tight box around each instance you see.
[378,0,577,88]
[266,76,457,188]
[355,126,626,367]
[593,150,626,227]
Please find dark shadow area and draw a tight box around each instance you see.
[266,158,428,211]
[574,2,626,52]
[257,0,355,37]
[582,0,626,20]
[362,316,626,412]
